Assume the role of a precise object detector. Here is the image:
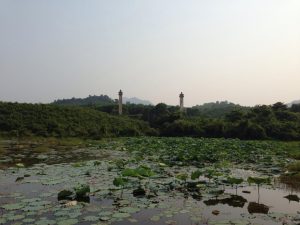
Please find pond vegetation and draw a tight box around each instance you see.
[0,137,300,225]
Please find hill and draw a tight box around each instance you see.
[186,101,247,118]
[52,95,114,106]
[52,95,153,106]
[124,97,152,105]
[0,102,155,138]
[288,100,300,107]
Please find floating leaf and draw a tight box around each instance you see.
[57,219,78,225]
[227,177,243,185]
[84,216,99,222]
[112,212,131,218]
[247,177,271,185]
[1,203,24,211]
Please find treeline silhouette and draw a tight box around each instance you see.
[1,101,300,140]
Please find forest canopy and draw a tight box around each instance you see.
[1,101,300,141]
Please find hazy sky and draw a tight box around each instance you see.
[0,0,300,106]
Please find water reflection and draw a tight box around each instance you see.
[247,202,269,214]
[204,194,247,208]
[284,194,300,203]
[278,176,300,192]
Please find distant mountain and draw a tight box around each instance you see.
[53,95,114,106]
[52,95,152,106]
[287,100,300,107]
[187,101,248,118]
[124,97,152,105]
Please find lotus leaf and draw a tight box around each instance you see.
[112,212,131,218]
[57,218,78,225]
[191,170,202,180]
[247,177,271,185]
[84,216,100,222]
[1,203,25,211]
[113,177,128,187]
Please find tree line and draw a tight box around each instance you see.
[0,101,300,140]
[93,101,300,140]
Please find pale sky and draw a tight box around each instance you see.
[0,0,300,107]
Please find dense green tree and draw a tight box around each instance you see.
[1,100,300,141]
[272,102,287,111]
[0,102,156,138]
[291,104,300,113]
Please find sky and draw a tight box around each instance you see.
[0,0,300,107]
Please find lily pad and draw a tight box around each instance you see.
[1,203,25,211]
[112,212,131,218]
[57,218,78,225]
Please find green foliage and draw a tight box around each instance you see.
[291,104,300,113]
[187,101,246,119]
[53,95,114,106]
[58,190,74,200]
[204,168,217,180]
[191,170,202,180]
[0,102,155,138]
[247,177,271,185]
[114,159,127,169]
[227,177,243,185]
[121,137,295,167]
[74,184,90,198]
[121,166,155,178]
[176,173,188,181]
[121,168,137,177]
[113,177,128,187]
[2,100,300,140]
[72,162,86,168]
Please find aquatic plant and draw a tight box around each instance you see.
[247,176,271,203]
[227,177,244,194]
[247,177,271,186]
[121,165,155,178]
[176,173,188,183]
[113,177,129,198]
[191,170,203,180]
[57,184,90,201]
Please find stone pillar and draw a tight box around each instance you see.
[179,92,184,112]
[118,90,123,115]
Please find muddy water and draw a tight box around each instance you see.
[113,186,300,225]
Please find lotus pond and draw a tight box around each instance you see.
[0,137,300,225]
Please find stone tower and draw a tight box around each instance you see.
[179,92,184,112]
[118,90,123,115]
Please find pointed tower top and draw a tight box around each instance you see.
[179,92,184,98]
[119,90,123,95]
